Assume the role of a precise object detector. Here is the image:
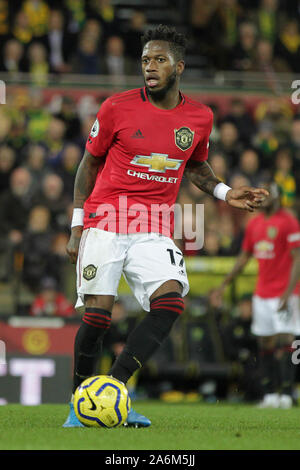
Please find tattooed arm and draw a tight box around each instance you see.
[184,160,220,196]
[184,160,269,212]
[67,150,103,263]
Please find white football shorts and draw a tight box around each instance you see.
[252,294,300,336]
[76,228,189,311]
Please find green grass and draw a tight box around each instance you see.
[1,401,300,450]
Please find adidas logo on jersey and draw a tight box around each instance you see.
[131,129,144,139]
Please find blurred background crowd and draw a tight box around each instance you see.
[0,0,300,402]
[0,0,300,77]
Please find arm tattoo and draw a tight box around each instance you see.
[73,150,102,208]
[184,160,221,196]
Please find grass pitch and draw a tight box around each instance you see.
[1,401,300,450]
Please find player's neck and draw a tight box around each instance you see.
[147,86,182,110]
[263,203,280,217]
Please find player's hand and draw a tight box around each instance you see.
[226,186,269,212]
[66,226,83,264]
[209,287,225,306]
[278,293,289,312]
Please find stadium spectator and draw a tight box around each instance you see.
[56,143,81,198]
[45,117,66,167]
[24,143,49,192]
[275,18,300,74]
[26,89,51,143]
[234,148,264,187]
[0,38,26,73]
[230,21,257,71]
[88,0,119,41]
[189,0,222,69]
[251,38,291,75]
[63,0,86,37]
[44,9,72,73]
[27,41,49,86]
[255,98,294,148]
[0,167,35,240]
[124,10,147,65]
[11,10,33,49]
[36,173,70,232]
[0,167,36,279]
[21,0,50,38]
[30,276,75,316]
[208,152,228,182]
[54,95,82,142]
[22,205,54,291]
[222,98,256,146]
[0,145,16,193]
[74,32,100,74]
[290,118,300,178]
[0,0,11,54]
[252,119,279,167]
[212,120,244,167]
[101,35,134,77]
[217,0,244,51]
[255,0,279,43]
[202,229,223,256]
[273,147,296,209]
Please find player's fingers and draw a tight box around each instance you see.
[66,247,77,264]
[252,188,269,197]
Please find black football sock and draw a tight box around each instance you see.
[259,348,278,395]
[109,292,184,384]
[73,308,111,393]
[277,345,295,396]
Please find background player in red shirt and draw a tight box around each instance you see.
[63,25,268,427]
[213,182,300,408]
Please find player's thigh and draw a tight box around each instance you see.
[76,228,126,304]
[123,233,189,311]
[84,294,115,312]
[273,296,300,335]
[150,279,183,301]
[258,334,277,350]
[252,295,276,336]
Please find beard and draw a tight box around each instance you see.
[145,69,177,100]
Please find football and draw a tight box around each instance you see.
[73,375,131,428]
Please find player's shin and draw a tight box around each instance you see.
[276,344,296,397]
[73,308,112,393]
[109,292,184,384]
[259,348,278,396]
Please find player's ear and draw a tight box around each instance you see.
[176,60,185,76]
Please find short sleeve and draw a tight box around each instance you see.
[242,220,254,254]
[286,217,300,251]
[189,109,213,162]
[86,98,115,157]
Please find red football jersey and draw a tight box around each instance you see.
[242,209,300,297]
[84,87,213,236]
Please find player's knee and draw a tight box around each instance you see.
[82,307,112,334]
[149,291,184,337]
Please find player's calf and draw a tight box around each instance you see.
[109,292,184,384]
[73,307,112,393]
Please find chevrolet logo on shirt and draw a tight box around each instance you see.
[131,153,184,173]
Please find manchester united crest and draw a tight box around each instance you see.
[83,264,97,281]
[174,127,195,151]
